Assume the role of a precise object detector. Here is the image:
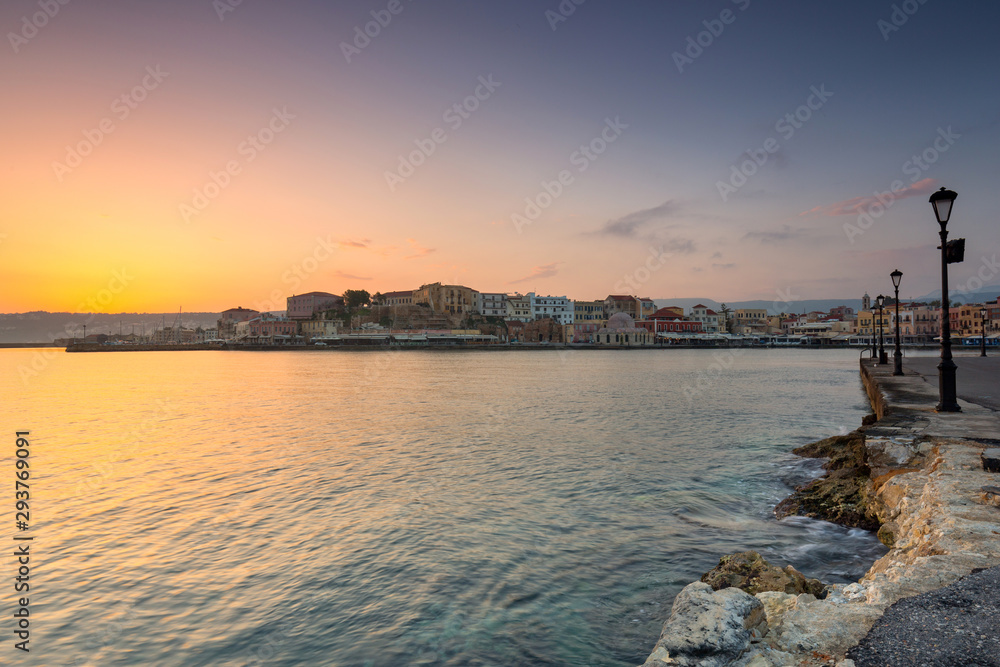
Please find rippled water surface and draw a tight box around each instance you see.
[1,348,886,666]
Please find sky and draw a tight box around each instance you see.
[2,0,998,313]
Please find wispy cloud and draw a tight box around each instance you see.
[404,238,436,260]
[712,262,736,270]
[590,201,679,238]
[509,262,560,285]
[742,224,812,243]
[338,238,372,249]
[334,270,371,281]
[800,178,937,217]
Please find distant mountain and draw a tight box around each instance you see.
[652,298,865,316]
[911,284,1000,305]
[0,312,221,344]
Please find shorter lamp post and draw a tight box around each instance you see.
[891,270,903,375]
[877,294,887,364]
[981,306,988,357]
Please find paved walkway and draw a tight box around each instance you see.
[846,360,1000,666]
[900,355,1000,411]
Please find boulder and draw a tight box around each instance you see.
[701,551,826,598]
[641,581,766,667]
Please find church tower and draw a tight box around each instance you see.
[862,292,871,312]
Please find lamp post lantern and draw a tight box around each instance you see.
[876,294,887,364]
[929,186,960,411]
[891,269,903,375]
[981,306,988,357]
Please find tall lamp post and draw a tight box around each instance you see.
[891,270,903,375]
[981,306,988,357]
[929,186,960,412]
[876,295,887,364]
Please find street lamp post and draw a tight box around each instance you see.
[981,306,988,357]
[891,269,903,375]
[929,186,961,412]
[877,294,887,364]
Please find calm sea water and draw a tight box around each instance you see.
[1,348,885,666]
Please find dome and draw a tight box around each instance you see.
[607,312,635,330]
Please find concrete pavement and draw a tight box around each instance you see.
[898,355,1000,411]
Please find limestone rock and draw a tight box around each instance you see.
[701,551,826,598]
[876,521,899,548]
[641,581,765,667]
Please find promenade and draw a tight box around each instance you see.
[640,354,1000,667]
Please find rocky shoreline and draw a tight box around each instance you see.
[639,359,1000,666]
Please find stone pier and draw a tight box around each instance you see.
[640,356,1000,667]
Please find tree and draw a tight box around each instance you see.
[372,292,384,306]
[342,289,371,311]
[719,303,733,333]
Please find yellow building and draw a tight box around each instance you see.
[412,283,479,315]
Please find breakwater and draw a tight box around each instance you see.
[641,358,1000,666]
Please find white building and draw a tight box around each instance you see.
[506,294,532,322]
[477,292,508,317]
[528,292,573,325]
[689,304,721,333]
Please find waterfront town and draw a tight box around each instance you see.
[62,283,1000,349]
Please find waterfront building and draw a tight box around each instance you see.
[151,327,198,344]
[287,292,343,320]
[248,313,298,341]
[689,304,721,332]
[218,307,259,339]
[986,298,1000,335]
[656,306,685,318]
[477,292,508,317]
[595,312,655,346]
[506,294,532,322]
[412,283,478,315]
[647,308,703,334]
[522,317,565,343]
[567,322,602,343]
[732,308,768,335]
[529,293,573,325]
[828,305,855,321]
[955,304,985,336]
[908,304,939,343]
[381,290,414,307]
[300,319,340,341]
[573,300,605,323]
[602,294,655,319]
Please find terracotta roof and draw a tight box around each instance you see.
[381,290,413,298]
[291,291,340,299]
[692,303,708,309]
